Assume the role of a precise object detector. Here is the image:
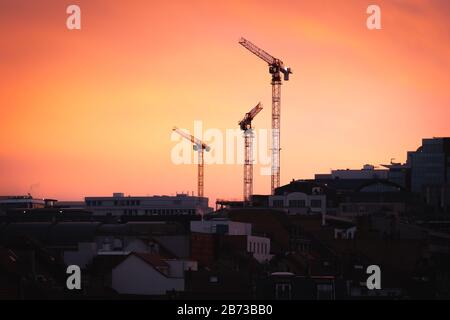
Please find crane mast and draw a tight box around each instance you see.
[239,37,292,195]
[239,102,263,205]
[173,127,210,198]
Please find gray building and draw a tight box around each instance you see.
[407,138,450,212]
[315,164,388,180]
[85,193,211,216]
[380,162,410,189]
[0,195,47,212]
[407,138,450,193]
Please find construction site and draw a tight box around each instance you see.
[173,37,292,207]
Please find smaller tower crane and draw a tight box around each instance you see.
[173,127,210,198]
[239,102,263,205]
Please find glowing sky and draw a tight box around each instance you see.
[0,0,449,202]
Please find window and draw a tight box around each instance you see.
[113,238,123,250]
[275,283,292,300]
[289,200,305,208]
[317,283,334,300]
[273,200,284,208]
[310,200,322,208]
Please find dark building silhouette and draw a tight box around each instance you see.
[408,138,450,212]
[408,138,450,192]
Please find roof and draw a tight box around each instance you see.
[133,252,168,268]
[1,222,53,244]
[111,252,170,278]
[91,252,169,275]
[356,180,404,192]
[275,180,329,196]
[48,222,101,246]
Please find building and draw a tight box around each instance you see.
[315,164,388,180]
[0,240,66,299]
[184,270,254,299]
[336,180,413,218]
[190,219,272,264]
[1,207,93,223]
[407,138,450,212]
[85,193,211,216]
[271,181,327,215]
[227,209,292,254]
[380,162,410,189]
[408,138,450,193]
[0,195,47,212]
[269,192,326,216]
[111,252,193,296]
[190,219,252,235]
[303,163,419,217]
[257,273,346,300]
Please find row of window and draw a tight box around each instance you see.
[249,241,268,255]
[122,208,196,215]
[86,200,103,206]
[115,200,141,206]
[274,283,334,300]
[272,199,322,208]
[86,200,144,207]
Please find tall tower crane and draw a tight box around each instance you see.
[173,127,210,198]
[239,37,292,195]
[239,102,263,205]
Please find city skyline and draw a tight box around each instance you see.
[1,0,449,202]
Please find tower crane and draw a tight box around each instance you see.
[173,127,210,198]
[239,37,292,195]
[239,102,263,205]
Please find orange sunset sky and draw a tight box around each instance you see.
[0,0,449,203]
